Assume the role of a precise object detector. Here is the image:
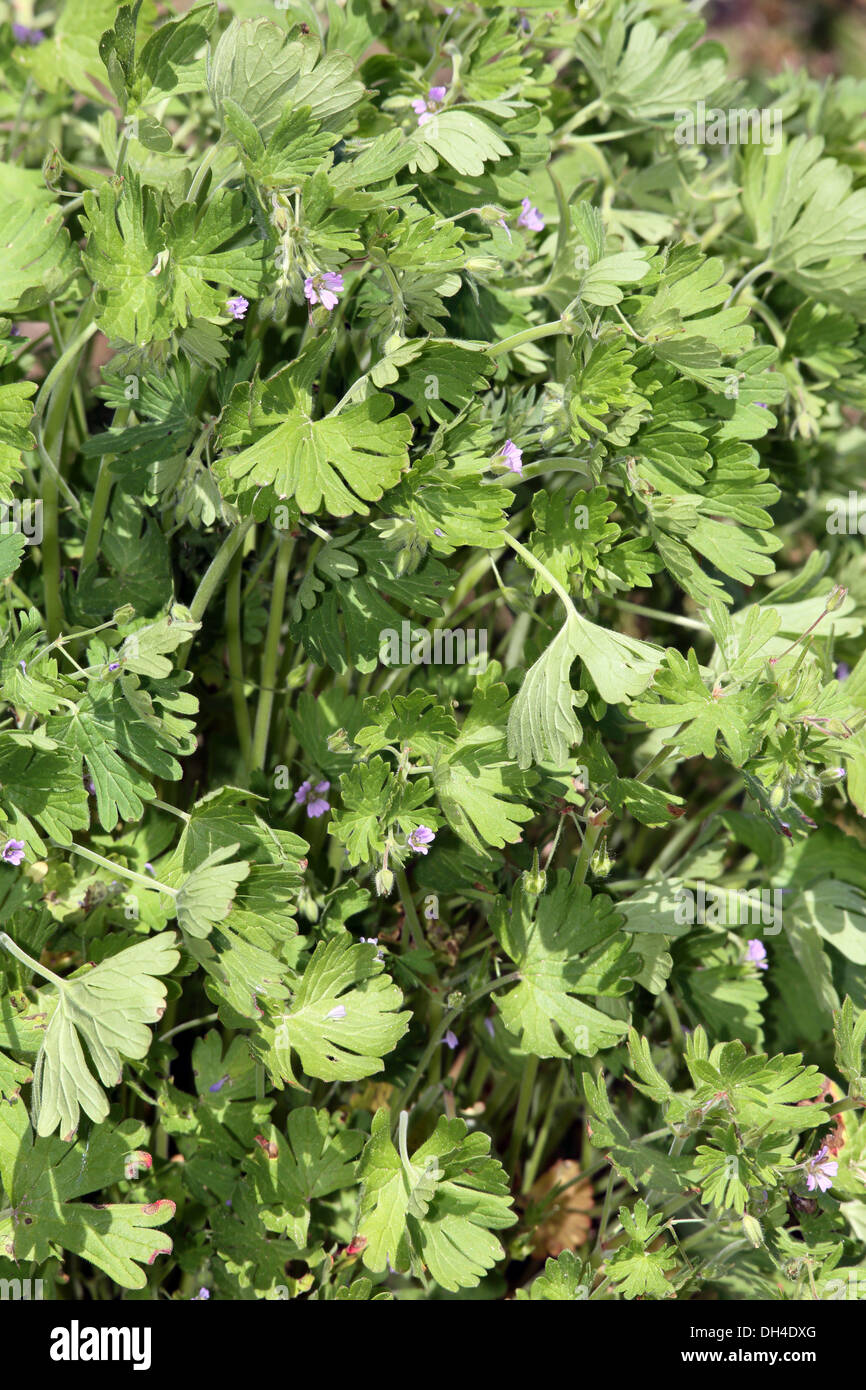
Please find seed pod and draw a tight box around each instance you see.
[522,849,546,897]
[590,842,613,878]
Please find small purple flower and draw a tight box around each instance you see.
[803,1145,838,1194]
[495,439,523,474]
[18,659,26,674]
[294,779,331,819]
[411,85,447,127]
[12,23,45,44]
[407,826,435,855]
[326,1004,347,1021]
[1,839,25,867]
[304,271,344,312]
[208,1075,230,1094]
[836,662,850,682]
[191,1287,210,1300]
[517,197,545,232]
[108,662,120,672]
[226,295,249,321]
[443,1029,459,1050]
[433,528,445,538]
[484,1017,496,1039]
[746,939,768,970]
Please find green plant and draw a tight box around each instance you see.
[2,0,866,1303]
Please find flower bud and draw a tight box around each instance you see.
[742,1213,764,1248]
[768,781,789,812]
[374,867,394,897]
[477,204,507,224]
[819,766,846,786]
[42,147,62,188]
[825,585,848,614]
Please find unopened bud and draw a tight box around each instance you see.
[42,147,62,187]
[476,204,507,224]
[819,766,846,786]
[768,782,789,812]
[742,1213,764,1248]
[374,868,394,897]
[327,728,351,754]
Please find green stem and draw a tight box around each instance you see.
[186,142,219,202]
[160,1013,219,1043]
[188,517,255,627]
[64,841,176,897]
[725,259,772,307]
[521,1064,565,1192]
[488,319,574,360]
[394,866,423,950]
[226,546,253,772]
[573,818,604,886]
[38,308,97,639]
[501,530,574,611]
[79,407,130,573]
[251,533,295,772]
[0,932,66,988]
[612,599,709,633]
[507,1055,539,1173]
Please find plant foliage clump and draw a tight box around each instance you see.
[2,0,866,1305]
